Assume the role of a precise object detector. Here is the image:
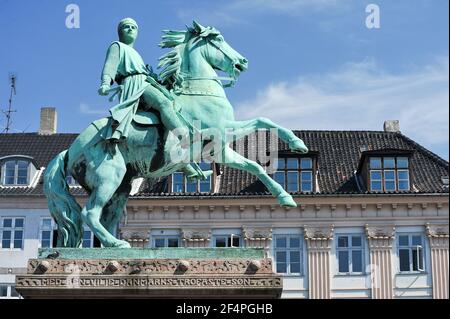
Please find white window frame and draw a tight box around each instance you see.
[82,227,95,248]
[152,235,181,248]
[171,163,213,193]
[335,234,365,275]
[397,233,426,273]
[274,157,314,193]
[1,159,30,186]
[0,283,21,299]
[0,217,25,250]
[273,234,304,276]
[39,217,55,248]
[369,156,410,192]
[211,229,242,248]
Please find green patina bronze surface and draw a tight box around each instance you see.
[43,19,309,249]
[38,248,265,260]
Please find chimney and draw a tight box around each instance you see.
[39,107,57,135]
[383,120,400,133]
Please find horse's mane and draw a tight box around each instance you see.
[158,24,221,90]
[157,30,188,89]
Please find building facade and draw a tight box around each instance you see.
[0,109,448,299]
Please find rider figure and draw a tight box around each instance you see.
[99,18,210,181]
[99,17,189,144]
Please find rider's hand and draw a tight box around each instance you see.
[98,84,110,96]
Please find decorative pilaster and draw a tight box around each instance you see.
[121,230,149,248]
[242,227,272,249]
[181,229,211,248]
[304,225,334,299]
[426,224,449,299]
[365,225,395,299]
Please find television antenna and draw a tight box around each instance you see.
[1,74,17,133]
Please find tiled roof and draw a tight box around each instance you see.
[0,131,448,197]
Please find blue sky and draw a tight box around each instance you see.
[0,0,448,159]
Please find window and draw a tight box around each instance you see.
[273,235,303,275]
[336,235,364,274]
[152,236,180,248]
[274,158,313,192]
[369,156,410,192]
[398,234,425,272]
[1,217,24,249]
[172,162,212,193]
[66,175,80,186]
[0,284,21,299]
[213,234,241,247]
[1,160,30,185]
[82,229,94,248]
[40,218,55,248]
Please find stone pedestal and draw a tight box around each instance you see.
[16,248,282,299]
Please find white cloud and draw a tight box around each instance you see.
[79,103,107,115]
[235,57,449,156]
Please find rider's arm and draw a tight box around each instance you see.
[99,43,120,95]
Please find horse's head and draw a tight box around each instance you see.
[188,21,248,80]
[158,21,248,89]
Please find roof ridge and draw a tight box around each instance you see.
[398,132,449,169]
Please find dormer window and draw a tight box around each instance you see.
[171,162,213,193]
[273,157,314,192]
[1,159,32,186]
[369,156,410,192]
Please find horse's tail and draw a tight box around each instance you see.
[43,150,83,247]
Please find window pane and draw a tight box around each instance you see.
[352,250,363,273]
[231,236,240,247]
[10,286,20,298]
[276,263,287,274]
[287,171,299,192]
[290,263,301,274]
[42,240,51,248]
[2,230,11,240]
[399,249,410,271]
[338,236,348,248]
[370,158,382,169]
[398,170,409,180]
[42,219,52,228]
[301,171,312,192]
[290,251,300,263]
[276,251,287,263]
[385,181,396,191]
[398,180,410,191]
[274,172,285,188]
[14,230,22,240]
[412,248,422,271]
[384,170,395,180]
[13,239,22,249]
[168,238,178,247]
[42,231,51,240]
[82,230,92,248]
[154,238,165,248]
[286,158,298,169]
[276,159,285,169]
[199,179,211,193]
[186,181,197,193]
[351,236,362,247]
[215,237,226,247]
[399,236,409,246]
[173,173,184,193]
[418,248,424,270]
[370,171,382,180]
[384,157,395,169]
[3,219,12,228]
[0,285,7,297]
[2,239,11,248]
[276,237,287,248]
[338,251,349,273]
[412,236,422,246]
[300,158,312,169]
[397,157,409,168]
[290,237,300,248]
[14,219,24,228]
[199,162,211,170]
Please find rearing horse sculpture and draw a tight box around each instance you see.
[44,21,308,248]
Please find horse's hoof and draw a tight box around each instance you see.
[112,240,131,248]
[186,170,213,182]
[289,139,308,154]
[277,193,297,208]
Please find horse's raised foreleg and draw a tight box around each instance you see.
[224,118,308,153]
[220,146,297,207]
[80,158,130,248]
